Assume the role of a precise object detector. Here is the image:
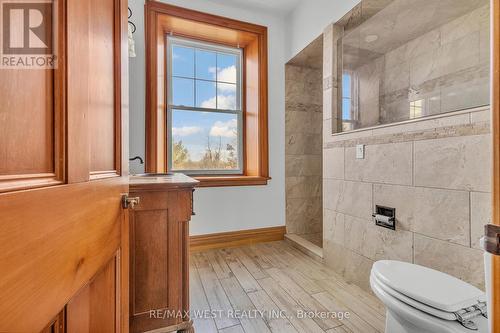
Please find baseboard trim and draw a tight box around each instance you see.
[190,226,286,252]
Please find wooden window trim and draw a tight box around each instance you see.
[145,1,270,187]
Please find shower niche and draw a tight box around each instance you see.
[337,0,490,133]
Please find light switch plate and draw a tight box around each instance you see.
[356,144,365,159]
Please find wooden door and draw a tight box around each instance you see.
[0,0,129,332]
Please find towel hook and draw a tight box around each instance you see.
[128,7,136,33]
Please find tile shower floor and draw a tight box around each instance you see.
[190,241,386,333]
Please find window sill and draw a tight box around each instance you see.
[193,175,271,187]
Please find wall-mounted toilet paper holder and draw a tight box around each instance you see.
[373,205,396,230]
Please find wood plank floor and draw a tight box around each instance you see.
[190,241,386,333]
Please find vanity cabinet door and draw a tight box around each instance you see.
[129,190,192,333]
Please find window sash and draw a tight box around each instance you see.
[167,36,242,112]
[166,36,244,175]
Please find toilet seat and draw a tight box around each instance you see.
[371,272,457,320]
[371,261,487,331]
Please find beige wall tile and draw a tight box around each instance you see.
[323,24,333,80]
[286,155,322,177]
[414,134,491,192]
[341,247,375,292]
[323,147,344,179]
[285,65,323,106]
[440,77,489,114]
[286,110,323,135]
[286,133,323,155]
[324,209,345,246]
[409,47,439,86]
[345,142,413,186]
[479,27,491,64]
[286,176,322,199]
[373,184,415,231]
[470,108,491,124]
[414,234,485,290]
[323,242,348,277]
[323,179,373,220]
[364,222,413,262]
[373,185,470,246]
[413,187,470,246]
[384,62,410,94]
[409,32,480,87]
[323,119,334,144]
[359,97,381,128]
[440,4,489,46]
[471,191,492,249]
[385,29,441,69]
[435,32,480,78]
[344,214,413,262]
[358,59,382,100]
[323,242,374,292]
[287,218,322,235]
[323,87,333,121]
[287,197,322,224]
[343,215,366,255]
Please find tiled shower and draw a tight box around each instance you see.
[285,36,324,248]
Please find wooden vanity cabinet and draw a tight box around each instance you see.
[129,175,198,333]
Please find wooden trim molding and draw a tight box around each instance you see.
[145,1,269,187]
[190,226,286,252]
[194,176,271,187]
[492,0,500,330]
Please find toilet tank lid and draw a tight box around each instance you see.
[372,260,486,313]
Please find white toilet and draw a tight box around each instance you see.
[370,260,489,332]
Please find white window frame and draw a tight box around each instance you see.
[166,36,244,175]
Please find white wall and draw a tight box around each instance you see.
[285,0,359,61]
[128,0,286,235]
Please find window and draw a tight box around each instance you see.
[409,99,424,119]
[145,2,269,187]
[167,37,243,174]
[341,72,358,132]
[342,73,352,120]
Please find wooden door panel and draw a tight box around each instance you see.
[89,0,117,175]
[0,11,63,193]
[66,0,89,183]
[0,179,125,332]
[67,254,119,333]
[0,70,54,175]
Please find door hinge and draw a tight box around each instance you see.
[122,194,140,209]
[484,224,500,255]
